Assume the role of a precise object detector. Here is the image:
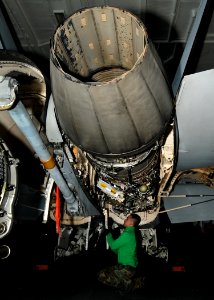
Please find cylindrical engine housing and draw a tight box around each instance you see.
[50,6,173,157]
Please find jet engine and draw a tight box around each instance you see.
[48,6,174,226]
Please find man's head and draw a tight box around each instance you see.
[124,213,141,227]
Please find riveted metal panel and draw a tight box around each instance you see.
[176,69,214,170]
[92,7,120,66]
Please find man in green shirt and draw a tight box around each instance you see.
[97,213,142,292]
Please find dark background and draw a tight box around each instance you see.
[1,217,214,299]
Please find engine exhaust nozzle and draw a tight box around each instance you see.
[50,6,173,157]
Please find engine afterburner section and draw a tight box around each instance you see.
[50,6,173,157]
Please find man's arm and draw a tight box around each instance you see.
[107,231,129,251]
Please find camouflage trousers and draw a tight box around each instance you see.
[97,264,136,291]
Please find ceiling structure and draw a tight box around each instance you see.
[0,0,214,84]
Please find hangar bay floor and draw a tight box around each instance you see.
[1,220,214,300]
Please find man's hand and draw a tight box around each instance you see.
[102,217,115,235]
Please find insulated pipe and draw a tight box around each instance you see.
[8,100,78,212]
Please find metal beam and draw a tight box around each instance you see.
[0,4,17,50]
[172,0,208,97]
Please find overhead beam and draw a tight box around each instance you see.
[172,0,208,97]
[0,3,17,50]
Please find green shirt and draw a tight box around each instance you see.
[107,226,138,268]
